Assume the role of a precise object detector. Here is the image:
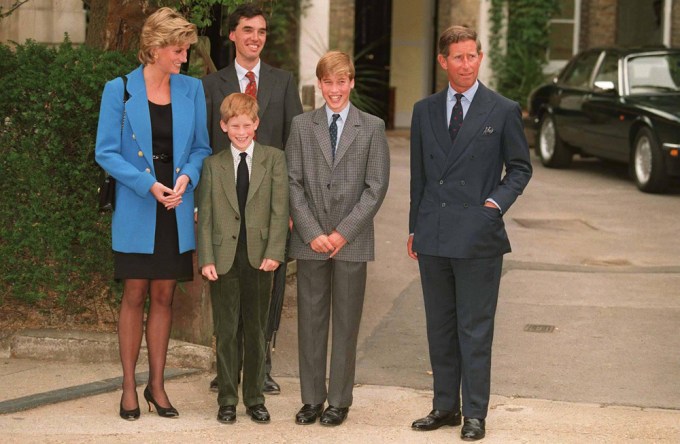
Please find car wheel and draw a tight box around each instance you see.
[632,127,669,193]
[536,114,572,168]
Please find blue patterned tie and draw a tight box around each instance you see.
[449,93,464,144]
[329,113,340,159]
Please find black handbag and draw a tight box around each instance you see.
[98,172,116,211]
[98,75,129,212]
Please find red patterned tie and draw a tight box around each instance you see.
[245,71,257,98]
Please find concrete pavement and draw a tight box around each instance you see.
[2,133,680,442]
[1,348,679,443]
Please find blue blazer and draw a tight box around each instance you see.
[95,65,212,254]
[409,82,532,259]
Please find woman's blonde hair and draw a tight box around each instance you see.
[138,7,198,65]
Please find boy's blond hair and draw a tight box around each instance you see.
[316,51,355,81]
[220,93,259,123]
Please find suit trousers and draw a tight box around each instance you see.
[417,254,503,418]
[210,242,272,407]
[236,234,289,375]
[297,259,367,408]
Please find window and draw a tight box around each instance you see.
[593,52,619,91]
[561,50,601,89]
[546,0,580,73]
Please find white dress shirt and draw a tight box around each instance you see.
[230,142,254,183]
[234,60,261,93]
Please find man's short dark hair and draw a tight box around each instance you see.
[438,25,481,57]
[228,3,267,33]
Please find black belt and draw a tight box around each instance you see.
[152,154,173,163]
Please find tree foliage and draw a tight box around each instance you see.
[488,0,560,108]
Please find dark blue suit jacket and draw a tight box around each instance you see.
[409,82,532,259]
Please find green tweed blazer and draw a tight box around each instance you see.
[197,142,289,274]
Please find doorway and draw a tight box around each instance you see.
[617,0,665,47]
[354,0,393,122]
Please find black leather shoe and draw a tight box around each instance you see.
[245,404,270,423]
[411,409,462,431]
[263,373,281,395]
[295,403,324,425]
[217,405,236,424]
[319,405,349,426]
[461,417,486,441]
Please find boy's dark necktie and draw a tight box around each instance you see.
[329,113,340,159]
[237,152,249,243]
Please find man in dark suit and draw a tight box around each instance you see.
[202,3,303,395]
[408,26,532,441]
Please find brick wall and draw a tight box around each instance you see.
[672,0,680,47]
[585,0,617,48]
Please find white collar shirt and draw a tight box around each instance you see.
[324,103,351,144]
[230,142,254,183]
[234,60,261,94]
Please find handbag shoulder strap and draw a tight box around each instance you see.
[122,75,129,102]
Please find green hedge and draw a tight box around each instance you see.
[488,0,559,108]
[0,39,138,304]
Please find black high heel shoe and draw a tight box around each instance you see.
[143,386,179,418]
[119,392,140,421]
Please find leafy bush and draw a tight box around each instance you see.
[0,38,137,304]
[488,0,559,108]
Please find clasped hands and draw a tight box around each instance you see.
[151,175,190,210]
[310,230,347,258]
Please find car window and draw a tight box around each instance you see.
[561,51,601,89]
[628,53,680,94]
[593,53,619,91]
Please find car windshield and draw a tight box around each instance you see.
[627,54,680,94]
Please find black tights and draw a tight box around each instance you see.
[119,279,176,410]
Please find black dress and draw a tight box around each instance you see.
[114,101,193,281]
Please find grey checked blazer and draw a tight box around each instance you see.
[286,105,390,262]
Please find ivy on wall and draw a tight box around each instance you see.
[488,0,560,108]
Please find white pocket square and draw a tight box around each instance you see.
[482,126,495,135]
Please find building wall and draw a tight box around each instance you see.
[299,0,331,108]
[435,0,490,91]
[448,0,479,29]
[0,0,86,45]
[390,0,433,128]
[581,0,617,48]
[672,0,680,46]
[329,0,354,54]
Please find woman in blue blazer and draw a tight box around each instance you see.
[95,8,211,420]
